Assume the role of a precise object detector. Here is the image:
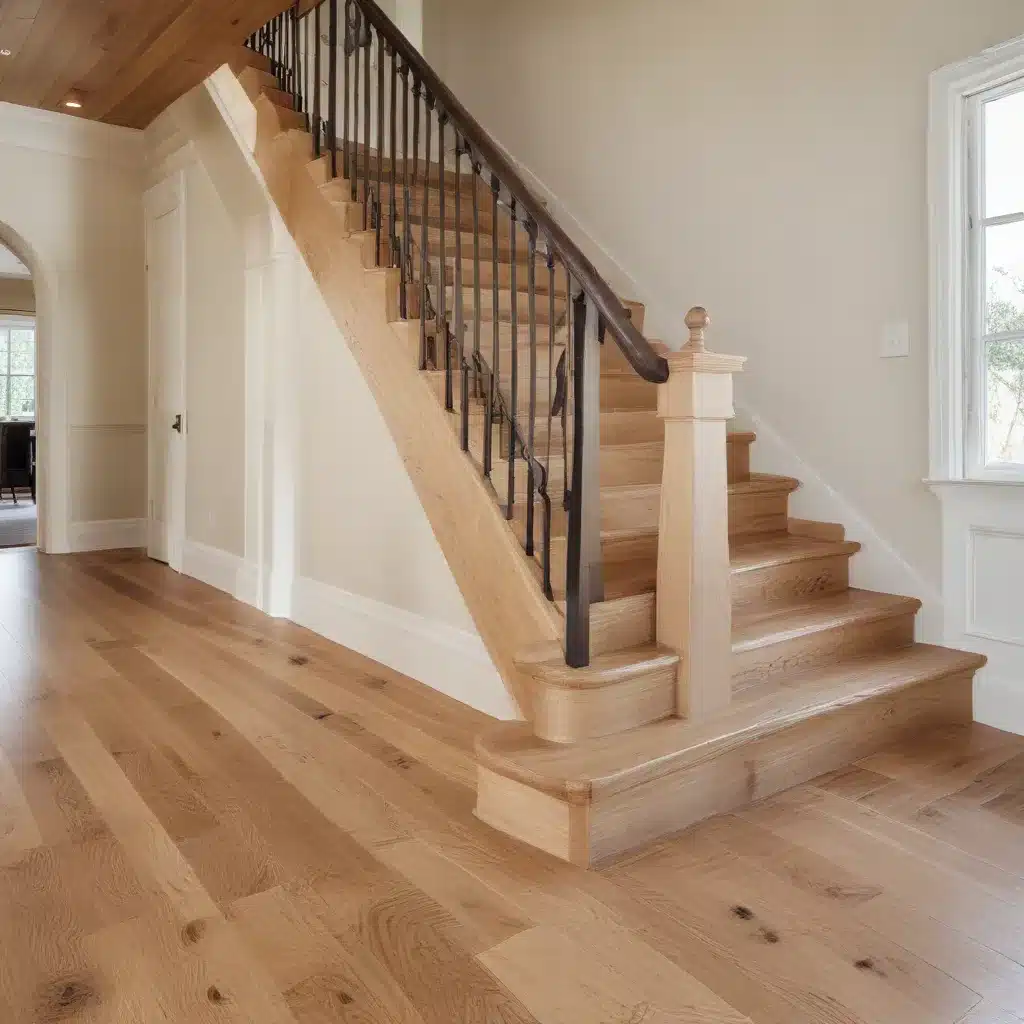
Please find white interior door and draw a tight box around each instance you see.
[145,174,186,570]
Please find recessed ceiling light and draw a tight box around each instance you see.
[0,50,11,57]
[63,89,84,109]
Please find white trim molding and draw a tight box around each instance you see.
[182,539,260,607]
[0,102,143,168]
[928,33,1024,482]
[68,518,146,552]
[292,576,518,720]
[931,479,1024,736]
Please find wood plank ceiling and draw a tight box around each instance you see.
[0,0,292,129]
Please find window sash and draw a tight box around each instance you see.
[0,322,36,419]
[966,84,1024,476]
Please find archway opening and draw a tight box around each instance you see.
[0,240,37,548]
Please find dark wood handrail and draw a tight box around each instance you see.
[348,0,669,384]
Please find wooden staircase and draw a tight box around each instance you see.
[234,42,985,869]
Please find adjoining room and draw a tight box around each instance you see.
[0,241,36,549]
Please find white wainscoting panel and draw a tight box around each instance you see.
[933,482,1024,736]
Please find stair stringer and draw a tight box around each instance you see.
[247,91,563,719]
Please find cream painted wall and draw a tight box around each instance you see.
[139,69,514,718]
[0,276,34,314]
[183,161,247,557]
[0,103,146,550]
[293,261,479,634]
[423,0,1024,610]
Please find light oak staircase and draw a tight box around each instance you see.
[233,11,984,868]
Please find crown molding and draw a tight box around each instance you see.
[0,101,144,169]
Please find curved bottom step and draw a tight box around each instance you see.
[475,645,985,867]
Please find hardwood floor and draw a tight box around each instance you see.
[0,546,1022,1023]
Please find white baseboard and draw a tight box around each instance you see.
[291,575,519,720]
[974,670,1024,738]
[182,539,260,607]
[68,518,146,552]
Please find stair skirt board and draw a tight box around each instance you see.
[476,669,974,868]
[291,576,519,721]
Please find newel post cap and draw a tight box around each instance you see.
[684,307,711,351]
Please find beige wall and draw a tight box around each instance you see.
[423,0,1024,599]
[0,104,146,548]
[293,262,480,633]
[183,160,247,557]
[0,277,34,314]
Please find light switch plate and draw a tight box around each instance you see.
[882,321,910,358]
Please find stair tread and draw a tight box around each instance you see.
[732,587,920,653]
[476,643,987,799]
[729,532,861,571]
[515,644,679,690]
[730,472,800,495]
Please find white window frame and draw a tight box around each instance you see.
[0,314,36,421]
[930,34,1024,482]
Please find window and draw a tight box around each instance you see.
[969,82,1024,473]
[0,320,35,420]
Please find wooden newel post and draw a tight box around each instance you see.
[656,307,745,721]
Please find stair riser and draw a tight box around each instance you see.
[422,259,568,295]
[531,663,677,744]
[345,200,504,237]
[727,439,752,484]
[273,105,307,131]
[731,612,916,691]
[479,669,973,867]
[547,535,657,598]
[578,594,657,657]
[729,490,790,537]
[443,287,566,326]
[360,229,532,270]
[731,552,852,614]
[600,377,658,411]
[499,448,663,507]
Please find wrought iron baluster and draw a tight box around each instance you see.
[472,161,481,388]
[313,1,322,156]
[543,251,556,599]
[455,140,468,450]
[484,173,499,479]
[362,19,371,231]
[389,47,398,267]
[438,112,450,404]
[375,32,384,265]
[565,290,590,667]
[399,62,410,319]
[506,198,518,521]
[351,10,360,196]
[418,96,433,371]
[296,5,305,118]
[525,221,537,554]
[329,0,339,178]
[411,78,420,188]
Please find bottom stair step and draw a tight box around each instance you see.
[475,644,986,867]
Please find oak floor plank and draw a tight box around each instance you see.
[0,549,1020,1024]
[480,921,754,1024]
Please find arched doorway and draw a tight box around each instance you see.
[0,241,37,547]
[0,223,56,553]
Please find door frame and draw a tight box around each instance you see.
[144,171,187,571]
